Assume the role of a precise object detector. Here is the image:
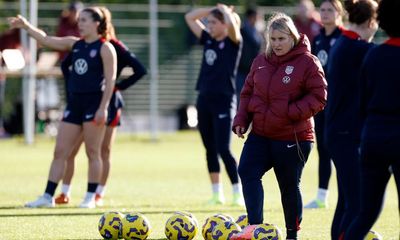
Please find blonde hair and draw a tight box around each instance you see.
[265,12,301,57]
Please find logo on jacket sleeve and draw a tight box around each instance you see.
[285,66,294,75]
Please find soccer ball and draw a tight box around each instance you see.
[235,214,248,229]
[120,213,151,240]
[364,230,383,240]
[217,214,234,222]
[165,213,198,240]
[211,220,242,240]
[175,211,199,228]
[251,223,283,240]
[202,214,230,240]
[98,211,125,240]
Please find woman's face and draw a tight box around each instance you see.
[207,14,226,39]
[320,1,340,26]
[270,29,294,56]
[78,11,99,38]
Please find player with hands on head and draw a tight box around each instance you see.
[185,3,244,206]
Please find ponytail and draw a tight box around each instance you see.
[344,0,378,25]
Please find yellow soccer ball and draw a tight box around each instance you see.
[235,214,249,229]
[98,211,125,240]
[251,223,283,240]
[211,220,242,240]
[364,230,383,240]
[175,211,199,228]
[202,214,230,240]
[165,213,198,240]
[120,213,151,240]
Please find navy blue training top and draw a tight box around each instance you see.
[359,38,400,142]
[325,30,375,141]
[312,27,342,73]
[62,39,147,106]
[196,30,241,96]
[68,38,105,93]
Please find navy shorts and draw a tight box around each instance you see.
[106,90,124,127]
[62,92,103,125]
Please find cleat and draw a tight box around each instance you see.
[207,193,225,205]
[95,194,104,207]
[55,193,70,204]
[232,193,245,207]
[304,199,327,209]
[230,224,257,240]
[25,195,55,208]
[79,197,96,209]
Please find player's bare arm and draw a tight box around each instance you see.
[8,14,78,52]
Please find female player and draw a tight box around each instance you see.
[324,0,378,238]
[185,4,244,205]
[232,12,327,240]
[345,0,400,238]
[9,6,117,208]
[55,7,147,206]
[305,0,344,209]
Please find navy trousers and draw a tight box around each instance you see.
[238,133,312,239]
[345,139,400,239]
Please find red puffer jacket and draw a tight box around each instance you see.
[233,34,327,141]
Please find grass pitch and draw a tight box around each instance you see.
[0,131,398,239]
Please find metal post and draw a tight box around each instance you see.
[21,0,38,144]
[149,0,159,141]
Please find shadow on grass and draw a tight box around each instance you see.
[0,206,245,218]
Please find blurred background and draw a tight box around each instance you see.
[0,0,385,142]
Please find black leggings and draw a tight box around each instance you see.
[314,110,332,189]
[196,94,239,184]
[327,139,361,240]
[238,133,312,239]
[345,139,400,240]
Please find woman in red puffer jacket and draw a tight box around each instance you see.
[231,12,327,240]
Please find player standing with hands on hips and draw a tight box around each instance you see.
[185,3,244,206]
[8,6,117,208]
[231,12,327,240]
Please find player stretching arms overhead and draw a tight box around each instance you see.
[8,6,117,208]
[185,4,244,206]
[55,7,147,207]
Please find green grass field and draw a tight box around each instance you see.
[0,131,398,239]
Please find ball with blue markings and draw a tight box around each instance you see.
[251,223,283,240]
[165,213,198,240]
[120,213,151,240]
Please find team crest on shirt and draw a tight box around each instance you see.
[219,41,225,49]
[90,49,97,58]
[282,76,291,84]
[74,58,88,75]
[330,38,337,46]
[285,66,294,75]
[205,49,217,65]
